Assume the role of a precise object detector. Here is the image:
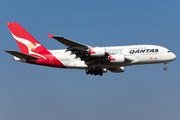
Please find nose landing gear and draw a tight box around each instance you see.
[164,63,167,70]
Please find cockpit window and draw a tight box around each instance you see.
[167,51,171,52]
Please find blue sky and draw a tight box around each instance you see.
[0,0,180,120]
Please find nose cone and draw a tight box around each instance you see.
[171,52,176,60]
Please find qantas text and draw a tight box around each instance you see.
[129,49,159,54]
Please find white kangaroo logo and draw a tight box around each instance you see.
[12,33,47,59]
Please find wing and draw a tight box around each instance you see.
[48,33,109,67]
[48,33,89,48]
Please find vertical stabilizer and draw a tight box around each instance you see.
[7,22,66,68]
[7,22,47,53]
[7,22,47,59]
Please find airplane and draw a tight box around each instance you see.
[5,22,176,76]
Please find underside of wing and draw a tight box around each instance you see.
[48,33,133,68]
[48,33,89,48]
[48,33,106,67]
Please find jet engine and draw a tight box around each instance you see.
[90,47,106,57]
[109,54,125,63]
[109,67,125,73]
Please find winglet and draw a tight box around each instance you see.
[48,33,54,39]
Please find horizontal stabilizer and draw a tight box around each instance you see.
[5,50,39,59]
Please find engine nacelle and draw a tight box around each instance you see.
[90,47,106,57]
[109,67,125,73]
[109,54,125,63]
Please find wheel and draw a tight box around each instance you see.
[94,71,98,75]
[164,67,167,70]
[90,70,94,75]
[100,73,103,76]
[86,70,89,75]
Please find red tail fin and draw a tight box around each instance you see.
[7,22,66,68]
[7,22,47,54]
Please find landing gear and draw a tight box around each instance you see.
[90,70,94,75]
[86,69,90,75]
[85,68,103,76]
[164,63,167,70]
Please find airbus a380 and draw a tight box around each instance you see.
[5,22,176,76]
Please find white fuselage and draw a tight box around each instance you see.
[49,45,176,69]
